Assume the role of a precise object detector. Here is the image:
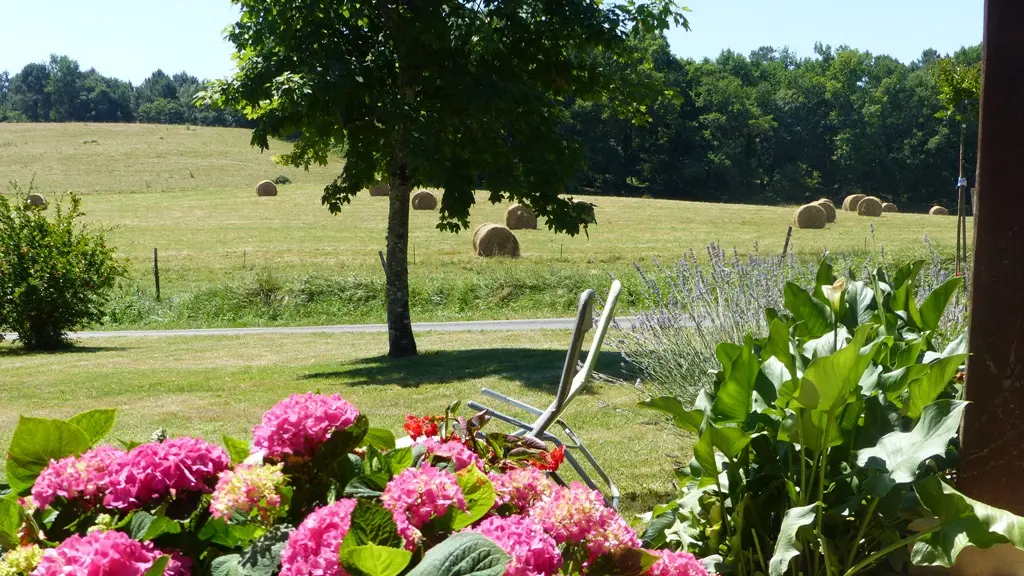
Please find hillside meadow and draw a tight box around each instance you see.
[0,122,970,328]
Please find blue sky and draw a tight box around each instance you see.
[2,0,983,84]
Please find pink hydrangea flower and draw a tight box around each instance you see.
[488,467,555,512]
[31,445,124,510]
[528,482,640,561]
[381,464,466,550]
[420,439,485,471]
[644,549,709,576]
[279,499,358,576]
[464,516,562,576]
[252,393,361,461]
[209,463,286,520]
[31,530,189,576]
[103,437,230,510]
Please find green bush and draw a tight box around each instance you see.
[639,257,989,576]
[0,185,126,349]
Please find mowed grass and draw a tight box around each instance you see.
[0,330,685,515]
[0,123,971,327]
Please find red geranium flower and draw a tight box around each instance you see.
[533,446,566,472]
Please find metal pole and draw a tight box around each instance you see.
[959,0,1024,514]
[153,248,160,302]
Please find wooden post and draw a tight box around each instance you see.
[781,226,792,258]
[960,0,1024,515]
[153,248,161,302]
[378,250,387,274]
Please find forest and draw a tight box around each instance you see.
[0,38,981,208]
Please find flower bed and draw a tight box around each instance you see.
[0,393,708,576]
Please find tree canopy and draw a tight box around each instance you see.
[206,0,688,357]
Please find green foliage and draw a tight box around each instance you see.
[405,533,509,576]
[5,416,92,495]
[934,58,981,127]
[639,257,1009,576]
[0,184,126,349]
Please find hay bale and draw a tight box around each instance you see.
[505,204,538,230]
[473,224,520,258]
[574,200,597,224]
[411,190,437,210]
[842,194,866,211]
[929,205,950,216]
[819,198,836,207]
[814,200,837,223]
[793,204,827,229]
[369,183,389,197]
[881,202,898,213]
[26,193,47,208]
[857,196,883,217]
[256,180,278,197]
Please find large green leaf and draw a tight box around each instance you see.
[712,336,759,423]
[586,548,660,576]
[906,355,967,420]
[919,276,964,332]
[768,504,817,576]
[690,427,717,487]
[891,260,925,290]
[68,409,116,446]
[912,475,1024,568]
[796,325,874,413]
[238,525,293,576]
[211,555,244,576]
[814,258,837,301]
[222,435,251,465]
[343,500,405,550]
[451,465,496,530]
[856,399,966,486]
[640,396,705,434]
[784,282,833,338]
[802,326,849,360]
[0,498,24,549]
[343,544,413,576]
[364,428,397,451]
[779,408,842,454]
[130,510,182,541]
[406,533,509,576]
[6,416,92,495]
[842,281,877,329]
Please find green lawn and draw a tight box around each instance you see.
[0,330,685,516]
[0,123,971,328]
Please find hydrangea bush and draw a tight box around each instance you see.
[0,395,710,576]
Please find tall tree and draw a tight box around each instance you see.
[45,55,84,122]
[10,63,52,121]
[207,0,687,357]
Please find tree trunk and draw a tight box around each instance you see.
[384,156,418,358]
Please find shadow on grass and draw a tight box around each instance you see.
[302,348,631,391]
[0,344,131,357]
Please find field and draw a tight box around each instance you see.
[0,330,681,515]
[0,122,971,329]
[0,122,973,514]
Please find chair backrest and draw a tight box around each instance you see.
[529,280,621,437]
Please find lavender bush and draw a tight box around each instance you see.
[614,239,969,403]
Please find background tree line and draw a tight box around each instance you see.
[1,41,979,209]
[0,54,250,127]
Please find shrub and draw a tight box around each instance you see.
[0,395,709,576]
[637,258,1017,576]
[0,184,126,349]
[272,174,292,185]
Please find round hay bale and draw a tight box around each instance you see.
[819,198,836,207]
[842,194,866,211]
[26,193,47,208]
[574,200,597,224]
[473,224,520,258]
[369,183,390,197]
[411,190,437,210]
[857,196,883,217]
[505,204,538,230]
[929,205,950,216]
[814,200,837,223]
[881,202,898,213]
[793,204,827,229]
[256,180,278,197]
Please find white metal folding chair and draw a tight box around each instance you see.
[467,280,623,508]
